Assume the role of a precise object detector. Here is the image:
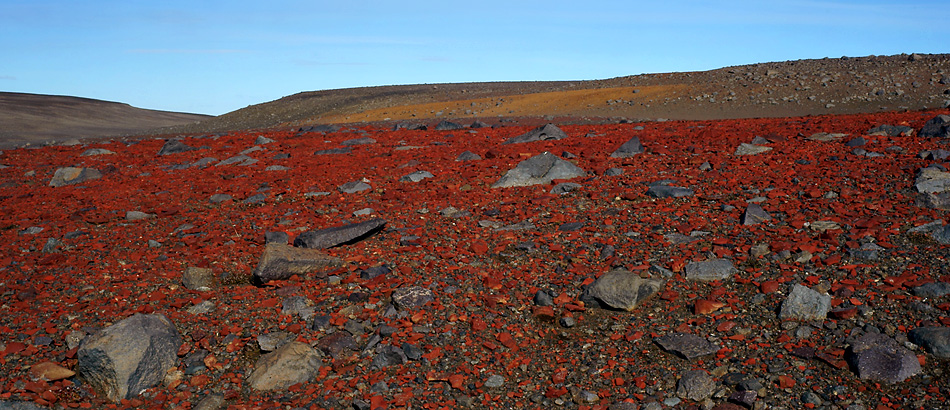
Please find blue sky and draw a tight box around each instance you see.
[1,0,945,115]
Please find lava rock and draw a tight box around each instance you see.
[49,167,101,187]
[779,284,831,321]
[551,182,582,194]
[654,333,719,359]
[684,259,736,282]
[533,290,554,306]
[503,124,569,144]
[246,341,322,391]
[610,137,644,158]
[293,218,387,249]
[848,332,920,384]
[216,155,257,166]
[585,269,664,311]
[491,152,586,188]
[252,243,344,283]
[158,139,197,155]
[845,137,867,147]
[77,314,182,402]
[908,326,950,358]
[741,203,771,225]
[920,114,950,138]
[81,148,115,156]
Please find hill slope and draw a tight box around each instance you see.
[0,92,210,148]
[167,53,950,134]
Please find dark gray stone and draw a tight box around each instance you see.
[845,137,867,147]
[741,203,771,225]
[158,140,197,155]
[503,124,569,144]
[456,151,481,161]
[50,167,101,187]
[586,269,663,311]
[684,259,736,282]
[359,264,391,280]
[909,326,950,358]
[77,314,182,402]
[435,120,464,131]
[265,231,289,244]
[912,282,950,298]
[676,369,716,401]
[338,181,371,193]
[392,286,435,310]
[779,284,831,321]
[0,401,49,410]
[281,296,315,320]
[257,331,295,352]
[551,182,582,195]
[372,344,407,369]
[314,147,352,155]
[252,243,343,282]
[209,194,232,203]
[915,166,950,209]
[340,137,376,146]
[868,124,915,137]
[750,136,770,145]
[216,155,257,166]
[654,333,719,359]
[848,332,920,383]
[533,290,554,306]
[470,120,491,128]
[243,193,266,204]
[401,343,423,360]
[399,171,434,182]
[646,183,693,198]
[604,167,624,176]
[610,137,644,158]
[920,115,950,138]
[293,218,386,249]
[491,152,586,188]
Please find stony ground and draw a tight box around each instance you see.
[1,110,950,410]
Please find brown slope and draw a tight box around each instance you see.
[0,92,211,149]
[166,53,950,134]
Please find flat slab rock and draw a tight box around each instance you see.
[247,341,322,391]
[252,243,343,282]
[654,333,719,359]
[586,269,663,311]
[734,143,772,156]
[293,218,386,249]
[491,152,586,188]
[610,136,644,158]
[77,314,182,402]
[49,167,101,187]
[848,332,920,384]
[503,123,569,144]
[684,259,736,281]
[908,326,950,358]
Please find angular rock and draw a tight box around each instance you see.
[340,137,376,146]
[848,333,920,384]
[734,143,772,156]
[81,148,115,156]
[908,327,950,358]
[28,361,75,381]
[192,394,225,410]
[216,155,257,167]
[684,259,736,282]
[209,193,232,203]
[654,333,719,359]
[125,211,153,221]
[372,345,407,369]
[314,147,352,155]
[399,171,434,182]
[677,369,715,401]
[293,218,386,250]
[779,284,831,321]
[491,152,586,188]
[252,243,343,282]
[49,167,101,187]
[915,166,950,209]
[912,282,950,298]
[610,137,644,158]
[158,140,197,155]
[845,137,867,147]
[182,267,213,291]
[435,120,464,131]
[741,203,771,225]
[391,286,435,310]
[470,120,491,128]
[77,314,182,402]
[920,115,950,138]
[281,296,315,320]
[257,331,295,352]
[254,135,275,145]
[264,231,289,244]
[807,132,848,142]
[338,181,371,193]
[503,124,569,144]
[586,269,663,311]
[456,151,481,161]
[246,341,322,391]
[868,124,914,137]
[551,182,581,195]
[646,181,693,198]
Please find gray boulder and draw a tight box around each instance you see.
[848,333,920,384]
[399,171,434,182]
[456,151,481,161]
[586,269,663,311]
[779,284,830,321]
[77,314,182,402]
[246,341,322,391]
[293,218,386,249]
[654,333,719,359]
[684,259,736,282]
[915,166,950,209]
[339,181,371,193]
[734,143,772,156]
[646,181,694,198]
[912,282,950,298]
[741,203,771,225]
[908,327,950,358]
[503,124,569,144]
[253,243,343,282]
[435,120,464,131]
[50,167,101,187]
[920,115,950,138]
[182,267,213,291]
[216,155,257,167]
[868,124,914,137]
[158,139,197,155]
[340,137,376,146]
[491,152,586,188]
[610,137,644,158]
[676,369,716,401]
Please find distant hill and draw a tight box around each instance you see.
[163,53,950,134]
[0,92,210,148]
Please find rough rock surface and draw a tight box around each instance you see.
[610,136,644,158]
[503,124,569,144]
[684,259,736,281]
[734,143,772,156]
[293,219,386,249]
[77,314,182,402]
[491,152,585,188]
[391,286,435,310]
[182,267,213,291]
[158,139,197,155]
[920,114,950,138]
[246,341,322,391]
[779,284,831,321]
[252,243,343,282]
[848,332,920,384]
[677,369,716,401]
[49,167,101,187]
[741,203,771,225]
[585,269,663,311]
[654,333,719,359]
[915,166,950,209]
[908,327,950,358]
[399,170,434,182]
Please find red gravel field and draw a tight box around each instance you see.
[2,109,950,410]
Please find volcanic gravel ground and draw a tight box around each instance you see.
[1,110,950,409]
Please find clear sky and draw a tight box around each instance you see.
[1,0,945,116]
